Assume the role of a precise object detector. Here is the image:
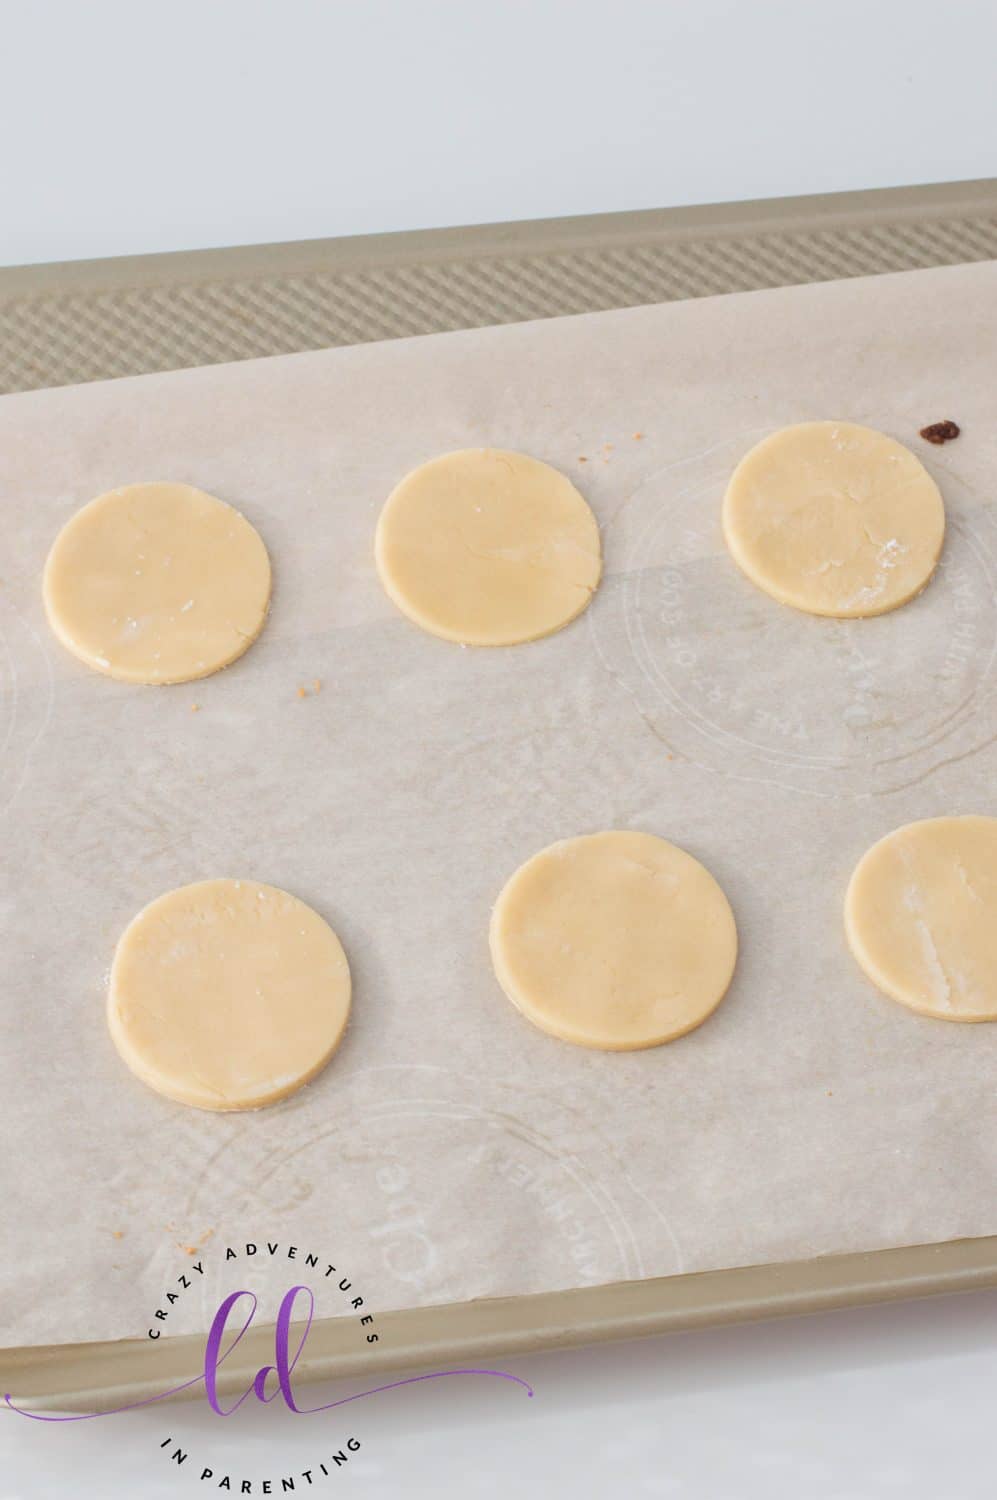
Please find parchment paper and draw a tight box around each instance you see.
[2,261,997,1351]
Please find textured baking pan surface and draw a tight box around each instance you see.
[3,179,997,394]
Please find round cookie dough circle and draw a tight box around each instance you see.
[489,831,738,1050]
[375,448,602,645]
[722,422,945,618]
[43,482,272,683]
[845,816,997,1022]
[108,879,352,1110]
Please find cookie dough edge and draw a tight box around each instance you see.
[42,487,274,685]
[721,423,946,620]
[488,835,739,1052]
[843,820,997,1023]
[374,449,602,647]
[106,879,352,1111]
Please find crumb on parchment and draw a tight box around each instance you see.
[297,686,308,699]
[313,679,322,693]
[190,703,200,713]
[166,1228,213,1256]
[919,419,960,444]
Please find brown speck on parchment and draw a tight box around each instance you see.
[919,419,960,445]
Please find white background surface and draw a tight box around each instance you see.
[2,2,996,1496]
[3,0,997,266]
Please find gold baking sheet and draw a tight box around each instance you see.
[3,187,997,1410]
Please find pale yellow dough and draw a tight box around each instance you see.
[845,817,997,1022]
[43,482,272,683]
[722,422,945,618]
[108,880,351,1110]
[375,448,602,645]
[489,831,738,1050]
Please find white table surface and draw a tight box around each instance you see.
[3,2,996,1495]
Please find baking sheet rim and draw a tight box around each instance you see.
[5,1233,997,1411]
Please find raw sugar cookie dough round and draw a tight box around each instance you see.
[490,831,738,1050]
[43,482,272,683]
[845,817,997,1021]
[722,422,945,618]
[375,448,602,645]
[108,880,352,1110]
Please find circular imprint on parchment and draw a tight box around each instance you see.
[158,1066,680,1332]
[589,433,997,799]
